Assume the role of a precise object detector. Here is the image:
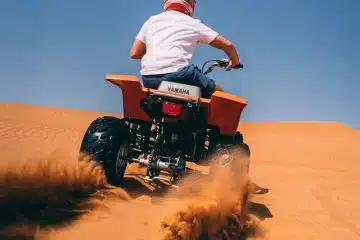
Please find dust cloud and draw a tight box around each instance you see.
[0,150,263,240]
[159,156,264,240]
[0,151,129,239]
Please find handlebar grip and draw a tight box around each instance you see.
[233,64,243,69]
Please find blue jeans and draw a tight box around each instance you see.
[141,64,216,98]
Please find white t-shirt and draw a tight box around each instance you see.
[136,10,219,76]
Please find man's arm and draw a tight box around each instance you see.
[209,35,241,70]
[130,39,146,59]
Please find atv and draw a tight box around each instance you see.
[79,59,251,186]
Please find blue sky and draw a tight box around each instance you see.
[0,0,359,129]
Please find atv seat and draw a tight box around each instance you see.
[151,81,202,103]
[157,81,202,98]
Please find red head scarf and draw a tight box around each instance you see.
[164,0,196,16]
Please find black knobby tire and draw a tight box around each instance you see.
[191,129,206,163]
[80,116,129,186]
[209,140,251,176]
[208,140,251,211]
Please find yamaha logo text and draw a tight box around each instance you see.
[167,87,190,95]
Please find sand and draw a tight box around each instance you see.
[0,101,359,239]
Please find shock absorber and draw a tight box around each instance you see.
[146,122,161,178]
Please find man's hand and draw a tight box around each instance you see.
[226,60,242,71]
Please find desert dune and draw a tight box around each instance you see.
[0,101,359,239]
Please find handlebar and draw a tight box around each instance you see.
[201,59,243,75]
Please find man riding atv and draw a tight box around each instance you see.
[130,0,242,99]
[79,0,251,189]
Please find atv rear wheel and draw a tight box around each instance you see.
[208,139,251,214]
[209,140,251,176]
[79,116,129,186]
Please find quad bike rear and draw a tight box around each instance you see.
[80,59,251,186]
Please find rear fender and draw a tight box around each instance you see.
[207,91,247,136]
[105,74,149,122]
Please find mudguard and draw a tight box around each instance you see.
[105,74,247,136]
